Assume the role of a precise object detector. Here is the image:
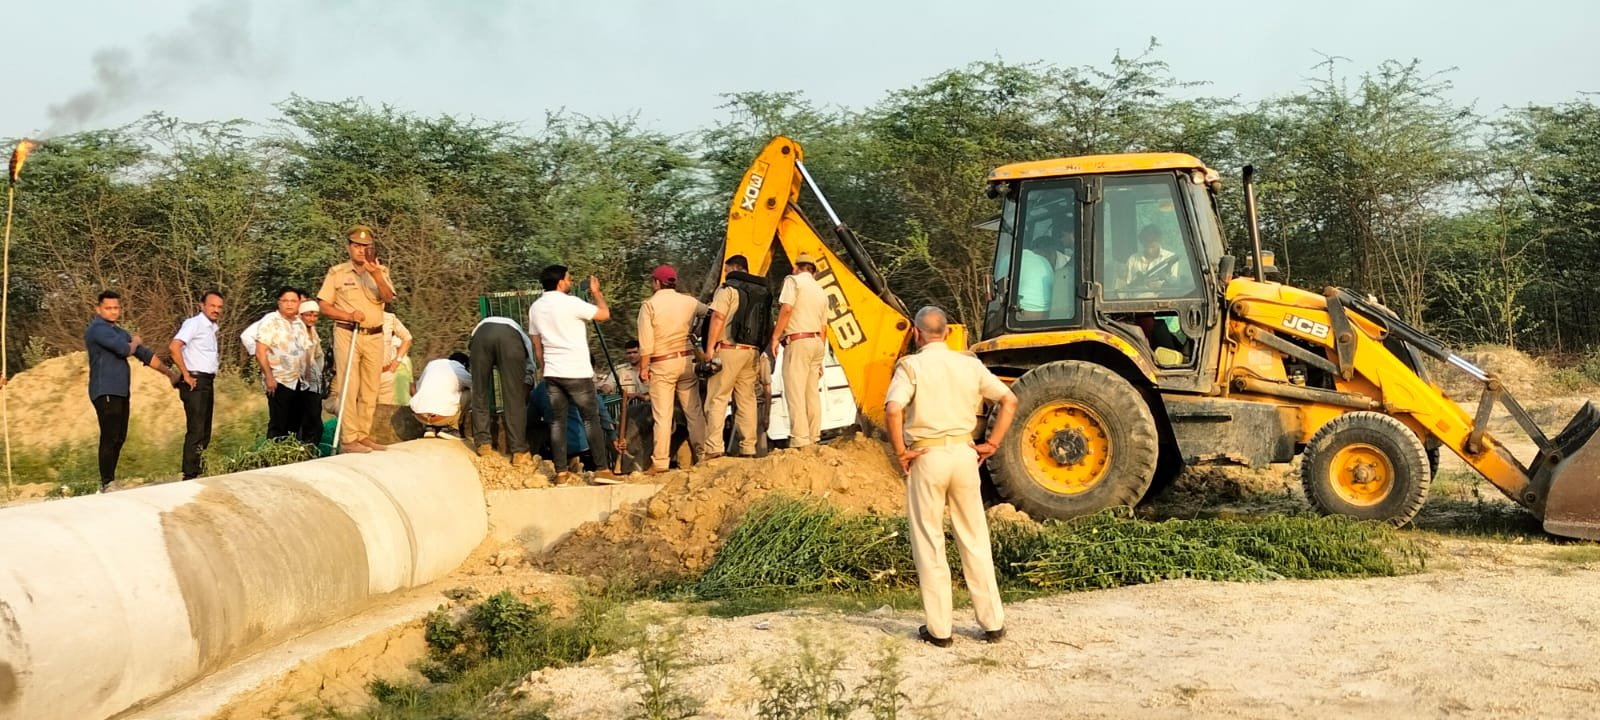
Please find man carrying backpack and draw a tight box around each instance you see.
[702,254,771,460]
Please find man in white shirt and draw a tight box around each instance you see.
[169,290,224,480]
[527,264,616,481]
[298,300,326,444]
[412,353,471,437]
[1120,225,1181,296]
[468,315,537,465]
[254,287,322,447]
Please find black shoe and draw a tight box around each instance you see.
[917,625,952,648]
[983,627,1006,644]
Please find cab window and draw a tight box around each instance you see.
[1098,175,1199,301]
[1009,180,1079,326]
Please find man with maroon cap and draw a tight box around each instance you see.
[637,264,708,474]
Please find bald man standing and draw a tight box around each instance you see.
[885,306,1018,648]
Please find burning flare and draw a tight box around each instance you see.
[9,139,38,185]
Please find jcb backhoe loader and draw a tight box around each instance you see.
[720,136,1600,540]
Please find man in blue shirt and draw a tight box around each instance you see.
[84,290,175,491]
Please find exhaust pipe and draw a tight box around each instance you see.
[1243,165,1265,283]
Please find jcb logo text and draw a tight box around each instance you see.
[1282,314,1330,340]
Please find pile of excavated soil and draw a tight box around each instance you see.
[2,351,264,453]
[471,450,556,490]
[1433,345,1562,402]
[543,434,905,582]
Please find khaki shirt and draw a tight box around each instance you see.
[777,273,827,335]
[317,261,393,330]
[709,286,742,345]
[884,343,1010,443]
[637,289,707,358]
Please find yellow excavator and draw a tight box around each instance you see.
[720,136,1600,540]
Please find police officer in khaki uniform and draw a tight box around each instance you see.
[885,306,1018,647]
[317,225,398,453]
[637,264,709,473]
[768,252,829,448]
[702,254,769,459]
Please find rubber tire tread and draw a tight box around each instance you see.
[1300,411,1431,526]
[988,360,1160,520]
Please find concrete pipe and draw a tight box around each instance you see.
[0,440,486,720]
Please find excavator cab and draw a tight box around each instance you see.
[980,155,1229,392]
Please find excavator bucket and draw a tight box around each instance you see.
[1538,401,1600,540]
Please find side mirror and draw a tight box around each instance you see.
[1217,255,1235,284]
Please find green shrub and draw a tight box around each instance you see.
[697,496,1425,604]
[213,436,317,475]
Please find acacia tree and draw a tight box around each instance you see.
[1244,60,1474,325]
[1511,100,1600,352]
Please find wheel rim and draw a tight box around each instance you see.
[1329,443,1395,507]
[1020,401,1112,495]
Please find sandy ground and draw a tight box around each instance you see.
[523,540,1600,720]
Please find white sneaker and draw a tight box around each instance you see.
[438,429,460,439]
[422,430,436,438]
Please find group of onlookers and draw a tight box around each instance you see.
[78,224,1021,653]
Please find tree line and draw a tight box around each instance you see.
[6,43,1599,374]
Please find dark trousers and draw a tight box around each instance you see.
[93,394,129,488]
[548,376,609,471]
[469,323,530,454]
[301,387,324,450]
[268,385,320,446]
[179,373,215,479]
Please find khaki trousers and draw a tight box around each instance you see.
[332,327,385,443]
[648,357,706,470]
[781,336,824,447]
[703,346,758,456]
[907,443,1004,639]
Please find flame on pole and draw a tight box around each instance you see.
[3,138,39,496]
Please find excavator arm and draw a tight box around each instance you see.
[720,136,946,428]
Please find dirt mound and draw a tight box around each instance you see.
[472,451,555,490]
[1433,345,1560,402]
[543,434,904,581]
[2,351,264,453]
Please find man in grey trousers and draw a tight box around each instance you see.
[468,316,536,466]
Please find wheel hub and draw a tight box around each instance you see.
[1329,442,1396,506]
[1049,429,1089,466]
[1020,401,1113,496]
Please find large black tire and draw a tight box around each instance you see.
[1300,411,1431,525]
[988,361,1160,520]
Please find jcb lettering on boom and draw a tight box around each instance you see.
[738,162,768,212]
[813,256,865,349]
[1282,314,1330,339]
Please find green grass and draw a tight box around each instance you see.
[693,495,1426,612]
[3,406,269,496]
[321,590,623,720]
[1545,546,1600,564]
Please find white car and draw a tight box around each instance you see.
[766,343,858,443]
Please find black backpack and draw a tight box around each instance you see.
[722,271,773,350]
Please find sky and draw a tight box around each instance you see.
[4,0,1597,138]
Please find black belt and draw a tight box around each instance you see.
[191,371,215,378]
